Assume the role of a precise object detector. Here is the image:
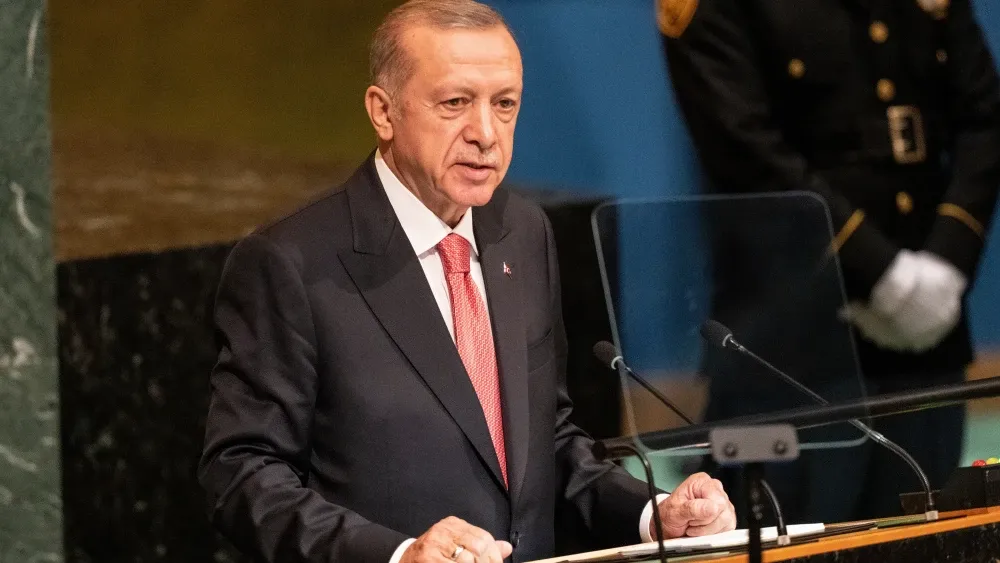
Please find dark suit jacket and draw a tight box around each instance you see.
[198,155,651,563]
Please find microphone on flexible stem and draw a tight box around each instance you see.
[591,341,672,563]
[593,341,789,543]
[593,341,695,425]
[700,320,939,522]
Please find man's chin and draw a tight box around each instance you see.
[449,184,500,208]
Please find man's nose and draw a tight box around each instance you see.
[463,102,497,149]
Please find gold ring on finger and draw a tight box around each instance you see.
[450,545,465,560]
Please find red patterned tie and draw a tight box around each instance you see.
[437,233,508,487]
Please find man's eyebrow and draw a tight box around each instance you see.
[431,85,476,98]
[492,86,522,97]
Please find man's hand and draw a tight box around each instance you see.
[653,473,736,539]
[400,517,512,563]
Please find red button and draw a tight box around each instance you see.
[972,459,987,467]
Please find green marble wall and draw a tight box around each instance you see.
[0,2,62,561]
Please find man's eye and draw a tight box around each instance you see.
[497,99,517,110]
[444,98,465,107]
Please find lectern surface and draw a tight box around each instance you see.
[724,509,1000,563]
[529,509,1000,563]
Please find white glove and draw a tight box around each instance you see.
[864,250,967,352]
[841,251,919,351]
[840,301,911,351]
[894,251,967,351]
[869,250,923,319]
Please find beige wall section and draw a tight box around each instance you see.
[49,1,413,260]
[50,1,401,161]
[626,355,1000,433]
[966,355,1000,413]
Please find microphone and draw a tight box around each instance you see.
[700,319,745,353]
[593,340,625,370]
[591,341,673,563]
[593,341,694,425]
[593,341,789,542]
[700,320,938,521]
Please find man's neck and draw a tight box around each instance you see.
[377,145,467,227]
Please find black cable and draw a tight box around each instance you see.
[759,479,788,544]
[616,442,669,563]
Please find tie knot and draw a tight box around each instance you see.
[437,233,471,274]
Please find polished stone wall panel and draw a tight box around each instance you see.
[0,1,61,561]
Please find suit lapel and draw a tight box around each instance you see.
[474,190,530,505]
[338,156,506,491]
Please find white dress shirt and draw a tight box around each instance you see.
[373,152,663,562]
[375,151,492,341]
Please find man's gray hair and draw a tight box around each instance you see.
[370,0,515,95]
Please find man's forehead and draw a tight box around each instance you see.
[404,24,522,72]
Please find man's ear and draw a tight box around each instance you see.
[365,85,394,142]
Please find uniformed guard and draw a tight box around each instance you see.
[660,0,1000,521]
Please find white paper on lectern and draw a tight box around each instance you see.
[526,523,825,563]
[619,523,825,554]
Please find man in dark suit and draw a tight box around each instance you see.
[660,0,1000,520]
[199,2,736,562]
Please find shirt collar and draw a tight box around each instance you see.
[375,150,479,258]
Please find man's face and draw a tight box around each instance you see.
[379,25,523,222]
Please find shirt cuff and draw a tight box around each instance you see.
[388,538,417,563]
[638,493,672,543]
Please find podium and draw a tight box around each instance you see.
[531,509,1000,563]
[726,509,1000,562]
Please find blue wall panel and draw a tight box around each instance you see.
[489,0,1000,353]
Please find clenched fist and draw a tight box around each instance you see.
[654,472,736,539]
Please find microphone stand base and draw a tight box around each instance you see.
[901,463,1000,515]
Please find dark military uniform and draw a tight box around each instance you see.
[660,0,1000,521]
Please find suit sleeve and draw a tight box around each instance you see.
[923,0,1000,278]
[198,234,408,563]
[538,207,652,549]
[663,0,898,294]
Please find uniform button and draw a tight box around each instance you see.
[937,49,948,63]
[877,79,896,102]
[869,21,889,44]
[896,192,914,215]
[788,59,806,79]
[511,531,520,548]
